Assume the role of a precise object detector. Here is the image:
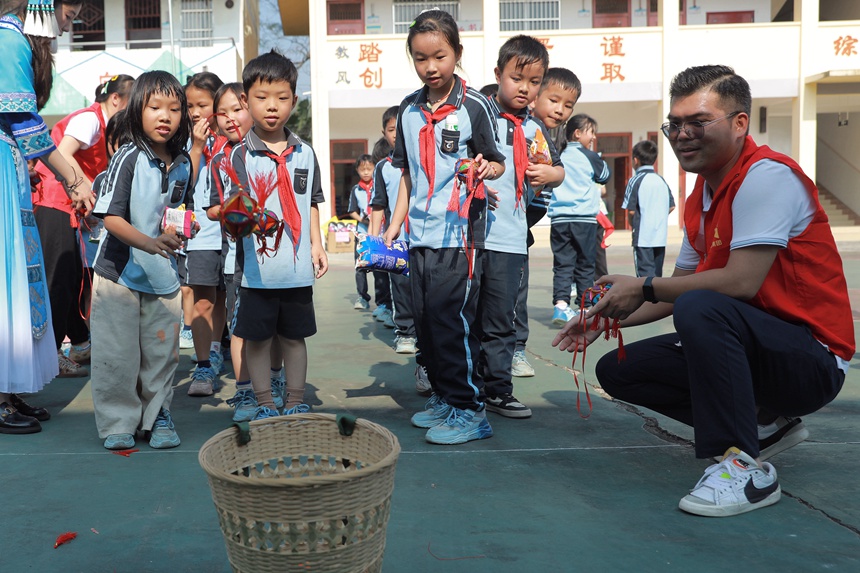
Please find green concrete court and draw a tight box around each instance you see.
[3,228,859,572]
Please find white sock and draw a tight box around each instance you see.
[210,341,221,354]
[555,301,569,309]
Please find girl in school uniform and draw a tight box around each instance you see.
[383,9,506,445]
[90,71,193,450]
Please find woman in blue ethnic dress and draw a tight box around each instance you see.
[0,0,90,434]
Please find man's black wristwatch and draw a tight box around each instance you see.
[642,276,658,304]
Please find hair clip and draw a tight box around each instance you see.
[101,75,119,95]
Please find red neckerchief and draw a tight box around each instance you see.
[499,111,527,208]
[263,147,301,258]
[359,179,373,216]
[418,79,465,210]
[211,141,235,204]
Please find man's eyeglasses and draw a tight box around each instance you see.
[661,111,742,140]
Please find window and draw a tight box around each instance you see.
[593,0,630,28]
[393,1,460,34]
[500,0,560,31]
[71,0,105,52]
[126,0,161,49]
[182,0,214,47]
[327,0,364,35]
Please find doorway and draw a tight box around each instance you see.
[330,139,368,218]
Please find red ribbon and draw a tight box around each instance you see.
[264,148,301,259]
[500,112,528,208]
[359,179,374,216]
[596,211,614,248]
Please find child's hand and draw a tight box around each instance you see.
[191,117,210,149]
[206,204,222,221]
[311,243,328,279]
[486,185,499,211]
[473,153,493,180]
[526,162,557,188]
[382,226,400,247]
[146,231,183,259]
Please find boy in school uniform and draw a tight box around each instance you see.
[225,50,328,419]
[622,140,675,277]
[369,106,424,359]
[480,36,564,417]
[511,68,581,377]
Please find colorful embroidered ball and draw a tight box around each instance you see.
[254,208,282,237]
[455,158,474,184]
[220,192,259,239]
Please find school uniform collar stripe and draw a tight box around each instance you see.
[244,126,303,153]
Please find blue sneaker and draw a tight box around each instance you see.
[103,433,135,450]
[551,305,578,327]
[226,388,257,422]
[425,407,493,445]
[188,365,216,396]
[253,406,280,421]
[179,328,194,349]
[209,350,224,375]
[354,297,369,310]
[372,303,388,320]
[270,370,285,410]
[379,308,395,328]
[283,403,310,415]
[149,409,181,449]
[411,394,453,428]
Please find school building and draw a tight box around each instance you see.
[279,0,860,230]
[42,0,260,126]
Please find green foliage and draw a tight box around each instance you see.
[288,98,312,144]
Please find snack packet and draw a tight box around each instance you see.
[355,233,409,276]
[528,129,552,165]
[161,205,200,240]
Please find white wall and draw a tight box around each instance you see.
[817,113,860,212]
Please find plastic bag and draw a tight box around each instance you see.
[355,233,409,276]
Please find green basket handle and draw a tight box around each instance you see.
[337,414,357,436]
[232,421,251,446]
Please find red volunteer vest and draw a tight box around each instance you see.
[684,136,854,362]
[34,101,108,227]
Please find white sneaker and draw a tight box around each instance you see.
[679,447,780,517]
[511,349,535,377]
[414,364,431,395]
[394,336,417,354]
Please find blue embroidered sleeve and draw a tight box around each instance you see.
[6,111,55,160]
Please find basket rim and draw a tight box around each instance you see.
[197,413,401,487]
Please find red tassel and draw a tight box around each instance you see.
[54,532,77,549]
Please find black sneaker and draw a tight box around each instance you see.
[485,394,532,418]
[758,417,809,461]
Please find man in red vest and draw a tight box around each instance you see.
[553,65,854,517]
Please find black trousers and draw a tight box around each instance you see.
[633,246,666,278]
[594,227,608,278]
[389,271,415,338]
[551,221,597,307]
[35,206,89,349]
[595,290,845,458]
[411,247,484,411]
[477,250,526,398]
[514,253,529,352]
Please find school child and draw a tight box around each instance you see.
[90,71,193,450]
[514,68,581,376]
[348,153,392,324]
[181,72,229,396]
[369,105,422,357]
[480,36,564,418]
[382,10,506,445]
[224,50,327,420]
[548,114,611,326]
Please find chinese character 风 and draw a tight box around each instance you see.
[336,71,350,84]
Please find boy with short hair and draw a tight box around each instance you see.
[512,68,581,377]
[622,139,675,277]
[480,36,564,417]
[226,50,328,420]
[369,106,423,360]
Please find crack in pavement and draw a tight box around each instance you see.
[528,349,860,538]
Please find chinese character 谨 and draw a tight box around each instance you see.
[601,36,625,57]
[359,68,383,89]
[359,42,383,63]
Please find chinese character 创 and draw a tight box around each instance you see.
[359,68,383,89]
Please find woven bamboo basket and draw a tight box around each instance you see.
[198,413,401,573]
